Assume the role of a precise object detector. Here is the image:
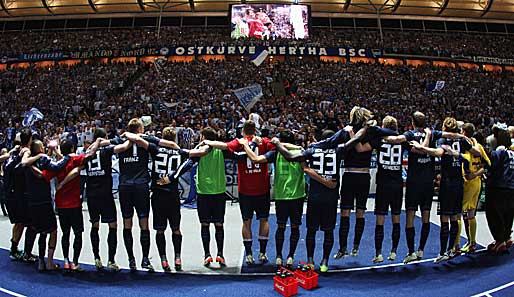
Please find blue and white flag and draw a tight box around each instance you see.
[22,108,44,127]
[233,84,263,112]
[250,50,269,67]
[435,80,445,91]
[427,80,445,92]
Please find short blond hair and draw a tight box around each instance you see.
[443,117,458,133]
[162,127,176,141]
[382,116,398,130]
[127,118,144,133]
[350,106,373,126]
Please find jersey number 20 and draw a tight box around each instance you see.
[155,153,181,175]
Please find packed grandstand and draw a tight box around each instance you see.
[0,25,513,150]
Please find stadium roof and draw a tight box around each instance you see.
[0,0,512,21]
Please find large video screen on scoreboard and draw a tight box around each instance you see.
[230,4,310,40]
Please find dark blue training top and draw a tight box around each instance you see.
[487,148,514,190]
[302,146,344,200]
[403,129,443,184]
[86,145,115,197]
[436,137,472,182]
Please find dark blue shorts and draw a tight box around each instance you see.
[239,193,270,221]
[438,180,464,216]
[375,183,403,216]
[119,184,150,219]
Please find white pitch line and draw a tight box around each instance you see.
[330,248,487,273]
[470,280,514,297]
[0,247,489,277]
[0,287,26,297]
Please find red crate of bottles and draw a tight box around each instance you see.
[273,267,299,297]
[294,266,319,290]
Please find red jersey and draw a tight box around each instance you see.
[226,137,275,196]
[43,154,85,209]
[247,20,265,39]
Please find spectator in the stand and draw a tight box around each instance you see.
[487,125,500,152]
[178,122,195,150]
[325,110,340,132]
[249,110,264,131]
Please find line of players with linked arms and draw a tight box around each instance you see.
[1,106,513,273]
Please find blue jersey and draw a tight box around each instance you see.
[302,146,344,199]
[86,145,115,196]
[5,128,16,142]
[25,155,70,206]
[486,148,514,190]
[3,151,21,196]
[403,129,443,183]
[344,127,373,168]
[110,135,161,186]
[311,126,396,168]
[437,137,472,182]
[147,143,190,192]
[370,136,403,185]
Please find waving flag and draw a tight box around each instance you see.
[426,80,446,92]
[154,57,168,76]
[22,108,44,127]
[435,80,445,91]
[250,49,269,67]
[233,84,263,111]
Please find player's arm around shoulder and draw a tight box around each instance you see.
[271,137,305,162]
[188,145,212,158]
[410,139,444,157]
[301,162,337,189]
[203,140,230,151]
[383,134,407,144]
[239,138,267,163]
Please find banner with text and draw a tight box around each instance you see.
[473,56,514,66]
[11,46,382,62]
[233,84,263,111]
[158,46,380,57]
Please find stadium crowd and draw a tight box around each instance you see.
[0,27,513,58]
[0,58,513,150]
